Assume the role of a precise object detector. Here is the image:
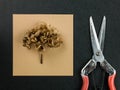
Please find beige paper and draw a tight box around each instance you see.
[13,14,73,76]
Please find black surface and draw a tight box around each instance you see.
[0,0,120,90]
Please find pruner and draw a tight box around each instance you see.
[81,16,116,90]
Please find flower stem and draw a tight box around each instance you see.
[40,53,43,64]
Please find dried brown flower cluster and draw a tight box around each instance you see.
[22,22,63,64]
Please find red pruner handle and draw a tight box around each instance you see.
[81,75,89,90]
[108,73,116,90]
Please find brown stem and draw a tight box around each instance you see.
[40,53,43,64]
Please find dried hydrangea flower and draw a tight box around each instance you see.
[23,22,63,64]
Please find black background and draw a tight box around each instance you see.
[0,0,120,90]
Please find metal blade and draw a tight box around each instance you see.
[90,16,101,54]
[98,16,106,51]
[90,16,105,63]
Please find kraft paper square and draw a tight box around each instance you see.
[13,14,73,76]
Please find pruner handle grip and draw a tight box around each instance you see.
[81,73,116,90]
[81,75,89,90]
[81,59,96,90]
[108,73,116,90]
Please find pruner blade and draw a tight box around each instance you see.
[90,16,104,62]
[99,16,106,51]
[90,16,101,54]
